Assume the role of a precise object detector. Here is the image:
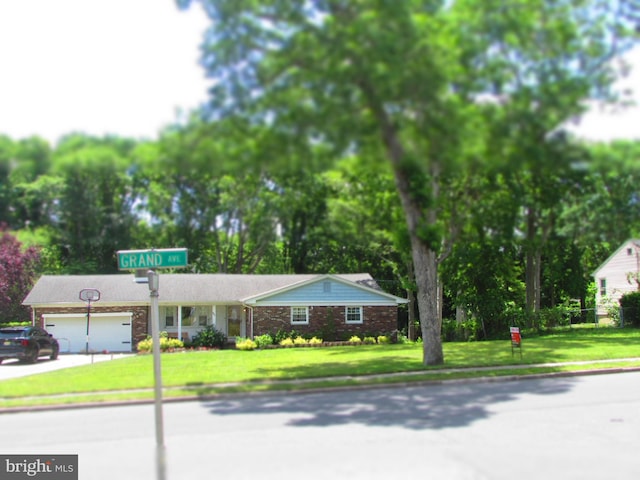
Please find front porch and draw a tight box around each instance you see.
[158,304,249,342]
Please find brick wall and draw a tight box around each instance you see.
[252,305,397,341]
[33,306,149,349]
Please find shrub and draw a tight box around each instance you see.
[441,318,481,342]
[377,335,390,344]
[254,333,273,348]
[293,336,308,346]
[235,338,257,351]
[273,329,290,344]
[137,337,152,353]
[348,335,362,344]
[620,292,640,327]
[192,325,227,349]
[136,335,183,353]
[162,338,184,351]
[279,337,294,346]
[362,336,377,345]
[0,321,30,327]
[308,336,323,345]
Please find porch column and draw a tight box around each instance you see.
[177,305,182,339]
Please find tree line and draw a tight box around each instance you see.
[1,0,639,366]
[1,130,639,333]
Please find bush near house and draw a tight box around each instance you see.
[253,333,273,348]
[136,333,184,353]
[235,338,257,350]
[620,292,640,327]
[191,325,227,349]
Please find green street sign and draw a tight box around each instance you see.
[117,248,188,270]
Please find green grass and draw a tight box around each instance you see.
[1,327,639,408]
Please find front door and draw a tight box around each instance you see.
[227,306,242,337]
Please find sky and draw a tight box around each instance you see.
[0,0,211,145]
[0,1,638,146]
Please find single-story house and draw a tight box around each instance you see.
[592,239,640,318]
[22,273,408,353]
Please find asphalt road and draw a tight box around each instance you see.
[1,371,639,480]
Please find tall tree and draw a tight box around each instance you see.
[49,138,138,273]
[9,136,53,229]
[178,0,636,364]
[0,225,40,322]
[463,0,637,316]
[136,122,281,273]
[0,136,16,226]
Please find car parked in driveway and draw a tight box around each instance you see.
[0,326,59,364]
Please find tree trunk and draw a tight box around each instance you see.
[525,207,542,323]
[413,242,443,365]
[456,291,466,325]
[358,78,444,365]
[407,288,416,341]
[525,207,544,325]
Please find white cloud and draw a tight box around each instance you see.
[565,46,640,142]
[0,0,210,145]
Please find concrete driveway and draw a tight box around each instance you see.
[0,353,132,381]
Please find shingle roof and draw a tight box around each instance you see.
[22,273,378,306]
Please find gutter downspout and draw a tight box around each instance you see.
[243,304,254,339]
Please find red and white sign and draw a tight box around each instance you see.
[510,327,521,346]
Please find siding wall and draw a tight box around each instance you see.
[258,279,390,304]
[594,240,640,315]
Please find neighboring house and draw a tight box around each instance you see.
[22,273,408,353]
[592,239,640,318]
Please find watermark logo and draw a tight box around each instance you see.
[0,455,77,479]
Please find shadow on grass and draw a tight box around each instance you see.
[192,374,576,431]
[252,353,425,379]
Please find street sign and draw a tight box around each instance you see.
[117,248,188,270]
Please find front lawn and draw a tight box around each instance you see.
[0,327,639,407]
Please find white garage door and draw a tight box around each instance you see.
[43,313,133,353]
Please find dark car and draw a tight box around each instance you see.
[0,326,59,364]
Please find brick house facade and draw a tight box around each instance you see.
[252,305,398,341]
[23,273,408,352]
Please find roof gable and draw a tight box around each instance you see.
[242,274,408,305]
[592,239,640,277]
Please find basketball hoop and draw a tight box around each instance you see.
[79,288,100,302]
[79,288,101,354]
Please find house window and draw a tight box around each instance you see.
[346,306,363,324]
[628,248,633,255]
[161,306,177,328]
[198,315,208,327]
[323,281,331,293]
[291,306,309,325]
[600,278,607,296]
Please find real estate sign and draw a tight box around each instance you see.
[510,326,522,358]
[510,327,521,347]
[117,248,188,270]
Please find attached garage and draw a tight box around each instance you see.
[43,313,133,353]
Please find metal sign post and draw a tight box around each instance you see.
[510,326,522,359]
[79,289,100,355]
[116,248,188,480]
